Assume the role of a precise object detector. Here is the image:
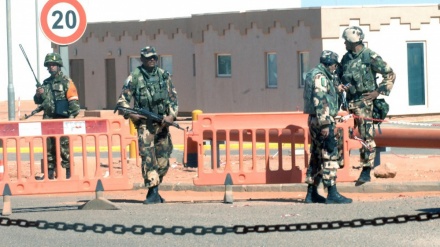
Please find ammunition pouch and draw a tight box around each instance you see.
[372,98,389,125]
[55,99,69,117]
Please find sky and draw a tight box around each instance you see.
[302,0,439,7]
[78,0,439,23]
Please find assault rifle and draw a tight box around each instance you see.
[114,105,184,130]
[20,105,44,120]
[19,44,41,88]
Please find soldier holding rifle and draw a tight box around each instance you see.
[116,46,178,204]
[20,46,80,179]
[33,52,80,180]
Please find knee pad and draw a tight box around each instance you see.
[322,149,340,161]
[146,170,160,188]
[322,161,339,183]
[323,160,340,170]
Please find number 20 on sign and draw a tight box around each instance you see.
[40,0,87,45]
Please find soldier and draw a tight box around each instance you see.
[340,26,396,185]
[34,52,80,180]
[303,50,352,204]
[117,46,178,204]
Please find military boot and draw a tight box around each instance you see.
[48,168,55,180]
[356,167,371,185]
[158,192,166,203]
[66,168,71,179]
[304,185,326,203]
[143,186,162,204]
[326,185,352,204]
[35,168,55,180]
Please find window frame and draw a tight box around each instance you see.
[216,54,232,78]
[128,56,141,73]
[160,55,173,75]
[407,42,426,106]
[266,52,278,88]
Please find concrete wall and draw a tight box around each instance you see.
[71,8,324,114]
[70,5,440,116]
[5,4,439,117]
[320,5,440,115]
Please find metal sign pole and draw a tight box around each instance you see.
[6,0,15,121]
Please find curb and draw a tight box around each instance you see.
[133,181,440,193]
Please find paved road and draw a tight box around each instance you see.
[1,192,440,246]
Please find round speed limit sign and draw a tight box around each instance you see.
[40,0,87,45]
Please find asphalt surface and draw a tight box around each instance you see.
[1,138,440,246]
[0,192,440,246]
[154,147,440,194]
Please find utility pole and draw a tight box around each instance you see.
[6,0,16,121]
[35,0,40,81]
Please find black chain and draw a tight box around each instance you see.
[0,212,438,235]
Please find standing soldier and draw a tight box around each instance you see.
[117,46,178,204]
[340,26,396,185]
[34,52,80,180]
[303,50,352,204]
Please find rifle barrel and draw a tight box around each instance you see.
[19,44,41,87]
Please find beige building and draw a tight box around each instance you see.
[67,4,440,116]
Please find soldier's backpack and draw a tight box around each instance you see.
[303,69,320,114]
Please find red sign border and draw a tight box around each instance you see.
[40,0,87,45]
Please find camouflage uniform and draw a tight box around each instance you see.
[340,27,395,170]
[117,48,178,190]
[303,50,352,204]
[34,53,80,178]
[304,63,340,187]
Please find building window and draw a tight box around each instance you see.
[299,52,310,88]
[407,42,425,106]
[266,53,278,88]
[217,54,231,77]
[160,55,173,75]
[129,56,141,73]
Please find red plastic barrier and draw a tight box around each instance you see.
[0,160,3,181]
[0,118,138,195]
[184,112,362,185]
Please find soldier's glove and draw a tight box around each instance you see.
[161,115,175,128]
[128,113,143,123]
[36,87,44,95]
[163,115,174,123]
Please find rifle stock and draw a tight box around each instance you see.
[115,105,184,130]
[21,105,44,120]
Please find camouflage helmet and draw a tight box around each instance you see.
[342,26,365,43]
[140,46,158,59]
[44,53,63,67]
[320,50,339,66]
